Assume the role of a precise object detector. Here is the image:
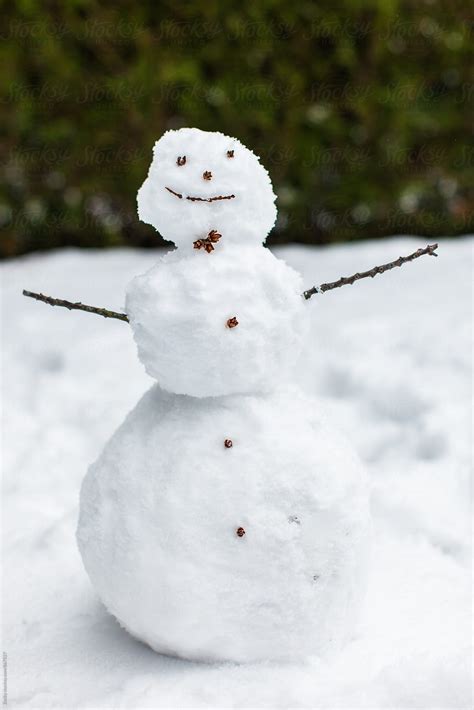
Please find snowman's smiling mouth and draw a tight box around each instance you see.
[165,186,235,202]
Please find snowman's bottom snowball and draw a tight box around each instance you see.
[77,385,370,663]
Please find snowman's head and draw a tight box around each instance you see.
[137,128,277,251]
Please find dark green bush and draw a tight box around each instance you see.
[1,0,472,257]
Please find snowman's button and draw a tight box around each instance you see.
[236,527,246,537]
[226,317,239,329]
[224,439,233,448]
[193,230,222,254]
[203,171,212,180]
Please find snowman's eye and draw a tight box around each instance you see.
[227,150,234,158]
[177,156,186,166]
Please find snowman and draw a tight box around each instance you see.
[77,128,370,663]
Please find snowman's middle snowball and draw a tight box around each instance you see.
[126,245,307,397]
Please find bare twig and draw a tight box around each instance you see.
[165,186,183,199]
[186,193,235,203]
[303,243,438,300]
[22,290,129,322]
[165,186,235,202]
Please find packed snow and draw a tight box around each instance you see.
[78,384,369,662]
[126,246,306,396]
[137,128,277,251]
[2,237,472,707]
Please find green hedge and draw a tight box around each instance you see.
[1,0,472,257]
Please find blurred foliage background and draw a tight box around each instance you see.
[1,0,472,258]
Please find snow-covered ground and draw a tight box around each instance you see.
[2,237,472,708]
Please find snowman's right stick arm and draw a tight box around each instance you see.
[302,243,438,300]
[22,243,438,320]
[22,290,129,322]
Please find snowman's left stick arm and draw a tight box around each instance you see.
[303,243,438,300]
[22,243,438,320]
